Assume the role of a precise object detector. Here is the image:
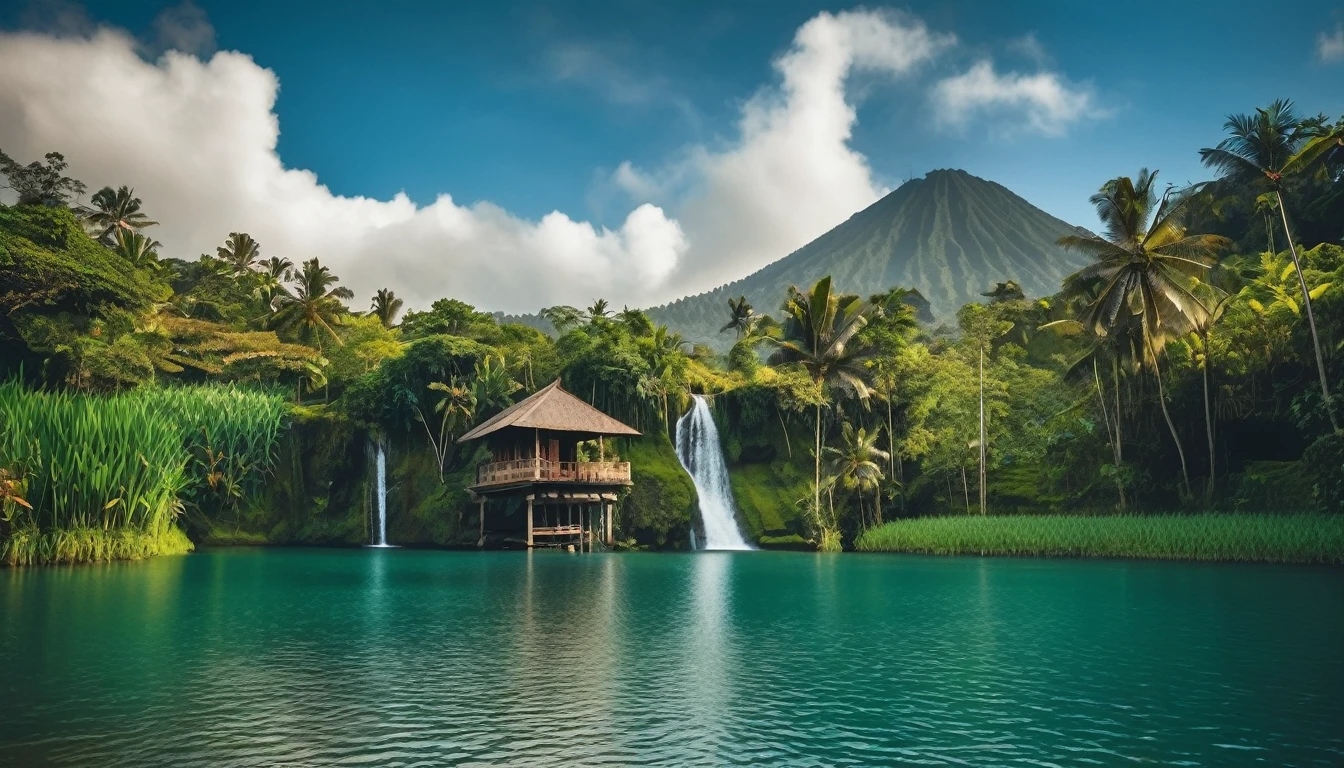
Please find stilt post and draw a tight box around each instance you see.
[478,498,486,547]
[605,501,613,546]
[526,494,534,548]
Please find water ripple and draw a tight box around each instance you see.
[1,550,1341,766]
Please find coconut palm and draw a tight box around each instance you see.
[471,355,521,419]
[370,288,404,328]
[111,229,162,270]
[217,232,262,275]
[1200,100,1338,431]
[253,257,294,310]
[720,296,758,337]
[586,298,611,322]
[823,422,889,529]
[1057,169,1229,500]
[84,186,158,244]
[419,379,476,481]
[540,305,585,333]
[269,258,354,349]
[767,276,874,527]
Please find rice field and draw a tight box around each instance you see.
[0,382,289,566]
[854,514,1344,564]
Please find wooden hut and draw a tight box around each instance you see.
[457,379,639,549]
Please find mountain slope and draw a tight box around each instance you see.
[648,169,1092,346]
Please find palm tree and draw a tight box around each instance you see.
[217,232,262,275]
[84,186,158,244]
[1200,100,1338,431]
[767,277,874,529]
[1058,169,1229,500]
[270,258,354,349]
[418,379,475,481]
[111,228,162,270]
[1188,272,1238,502]
[471,355,521,419]
[253,257,294,311]
[586,298,611,322]
[540,305,585,333]
[370,288,404,328]
[720,296,758,337]
[823,422,889,529]
[958,304,1013,515]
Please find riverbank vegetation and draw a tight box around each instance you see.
[855,515,1344,564]
[2,98,1342,563]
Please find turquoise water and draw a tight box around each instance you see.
[1,549,1341,766]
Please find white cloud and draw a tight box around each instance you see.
[0,27,687,313]
[932,59,1102,137]
[621,9,955,296]
[0,8,1100,314]
[1319,24,1344,62]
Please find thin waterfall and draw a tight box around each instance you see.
[675,396,751,550]
[369,441,394,548]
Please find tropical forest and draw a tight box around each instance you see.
[2,99,1342,565]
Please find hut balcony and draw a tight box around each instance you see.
[475,458,632,488]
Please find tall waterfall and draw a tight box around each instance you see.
[370,442,393,548]
[676,396,751,550]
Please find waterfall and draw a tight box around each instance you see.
[369,441,394,548]
[675,396,751,550]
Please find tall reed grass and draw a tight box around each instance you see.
[0,382,289,565]
[854,514,1344,564]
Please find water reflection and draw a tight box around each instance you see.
[1,550,1340,766]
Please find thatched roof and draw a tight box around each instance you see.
[457,379,641,442]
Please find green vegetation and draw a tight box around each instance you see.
[855,515,1344,564]
[2,97,1342,562]
[0,382,285,564]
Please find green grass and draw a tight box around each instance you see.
[1,523,193,566]
[854,514,1344,564]
[1,381,288,565]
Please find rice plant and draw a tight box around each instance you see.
[854,514,1344,564]
[0,381,289,565]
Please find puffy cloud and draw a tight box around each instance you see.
[932,60,1102,137]
[1319,24,1344,62]
[0,27,686,313]
[623,9,955,295]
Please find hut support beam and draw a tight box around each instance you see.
[526,495,534,548]
[477,498,486,547]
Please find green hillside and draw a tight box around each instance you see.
[648,169,1092,346]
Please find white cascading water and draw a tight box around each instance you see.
[369,442,393,548]
[675,396,751,550]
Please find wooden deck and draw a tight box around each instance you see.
[474,459,631,488]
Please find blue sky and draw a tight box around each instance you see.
[1,1,1341,311]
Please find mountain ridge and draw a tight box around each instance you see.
[646,169,1093,347]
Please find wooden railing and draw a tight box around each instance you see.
[474,459,632,487]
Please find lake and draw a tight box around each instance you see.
[1,549,1341,766]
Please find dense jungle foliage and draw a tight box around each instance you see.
[1,99,1342,562]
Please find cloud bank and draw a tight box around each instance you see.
[1319,24,1344,62]
[0,6,1103,313]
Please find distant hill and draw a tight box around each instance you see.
[647,169,1093,347]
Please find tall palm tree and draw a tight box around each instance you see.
[767,277,874,527]
[370,288,404,328]
[1058,169,1229,500]
[111,228,162,270]
[84,185,158,244]
[253,257,294,310]
[720,296,758,337]
[1200,100,1338,431]
[823,422,889,529]
[270,258,354,349]
[1188,271,1238,503]
[419,379,475,481]
[217,232,262,275]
